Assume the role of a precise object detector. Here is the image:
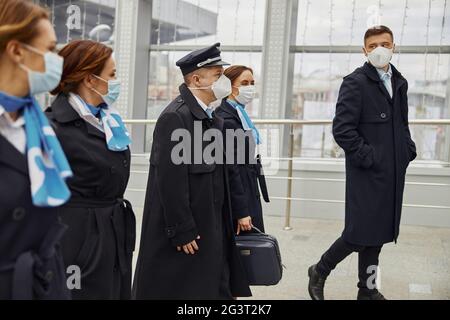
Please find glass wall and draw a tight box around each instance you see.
[37,0,117,108]
[292,0,450,161]
[146,0,267,151]
[38,0,117,44]
[41,0,450,162]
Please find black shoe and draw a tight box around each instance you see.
[308,264,326,300]
[357,288,387,300]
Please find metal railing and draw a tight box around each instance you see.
[123,119,450,230]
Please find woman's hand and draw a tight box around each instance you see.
[237,216,253,235]
[177,235,200,254]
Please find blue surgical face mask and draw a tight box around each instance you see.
[91,75,121,106]
[19,43,64,96]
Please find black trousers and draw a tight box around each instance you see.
[316,236,382,290]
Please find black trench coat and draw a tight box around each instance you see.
[0,135,70,300]
[45,93,136,299]
[215,100,270,232]
[132,84,252,299]
[333,62,417,246]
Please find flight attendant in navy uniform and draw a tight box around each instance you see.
[133,43,251,299]
[216,65,270,235]
[45,40,135,300]
[0,0,72,300]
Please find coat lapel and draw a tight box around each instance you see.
[51,93,106,140]
[391,64,407,97]
[179,84,209,121]
[219,99,242,124]
[85,121,106,139]
[0,134,28,176]
[362,62,394,105]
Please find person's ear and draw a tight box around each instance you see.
[192,74,202,87]
[392,43,396,53]
[82,74,96,90]
[5,40,26,65]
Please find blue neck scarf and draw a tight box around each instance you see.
[0,91,72,207]
[227,99,261,145]
[71,94,131,152]
[86,103,103,118]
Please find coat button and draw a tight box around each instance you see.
[12,207,26,221]
[380,112,387,119]
[110,166,116,174]
[44,270,53,282]
[123,160,128,168]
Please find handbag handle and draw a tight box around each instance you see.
[251,226,268,236]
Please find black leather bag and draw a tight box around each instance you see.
[235,227,283,286]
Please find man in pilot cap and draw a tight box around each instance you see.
[132,43,252,299]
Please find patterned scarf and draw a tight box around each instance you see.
[0,91,72,207]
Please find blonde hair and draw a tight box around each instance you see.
[0,0,49,54]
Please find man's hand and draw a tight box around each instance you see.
[177,235,201,254]
[237,216,253,235]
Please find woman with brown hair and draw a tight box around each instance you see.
[0,0,72,299]
[45,39,135,299]
[215,65,269,235]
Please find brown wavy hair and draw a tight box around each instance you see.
[0,0,49,54]
[51,40,113,95]
[223,65,254,84]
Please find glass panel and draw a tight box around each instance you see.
[291,53,449,161]
[151,0,266,46]
[39,0,117,45]
[296,0,450,46]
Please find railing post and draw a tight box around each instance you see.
[284,124,294,231]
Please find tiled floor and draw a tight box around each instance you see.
[133,211,450,300]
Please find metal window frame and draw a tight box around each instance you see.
[120,0,450,160]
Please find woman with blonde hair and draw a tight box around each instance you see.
[0,0,72,299]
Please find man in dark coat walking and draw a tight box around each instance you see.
[132,43,252,299]
[308,26,416,300]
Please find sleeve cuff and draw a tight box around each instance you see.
[165,217,199,247]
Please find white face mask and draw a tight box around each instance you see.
[234,85,255,106]
[189,73,232,107]
[366,46,393,69]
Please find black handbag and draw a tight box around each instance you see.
[235,227,283,286]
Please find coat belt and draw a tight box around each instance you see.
[64,197,136,276]
[0,222,68,300]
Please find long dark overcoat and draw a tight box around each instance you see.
[333,62,417,246]
[45,93,135,300]
[215,100,270,232]
[132,84,251,299]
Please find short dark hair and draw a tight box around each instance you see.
[364,25,394,45]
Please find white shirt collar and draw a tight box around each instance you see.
[0,104,25,128]
[376,64,392,79]
[192,94,210,112]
